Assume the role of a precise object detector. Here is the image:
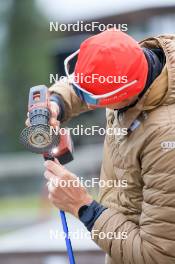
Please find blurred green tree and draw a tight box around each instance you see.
[1,0,51,152]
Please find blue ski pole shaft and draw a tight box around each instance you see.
[60,210,76,264]
[43,156,75,263]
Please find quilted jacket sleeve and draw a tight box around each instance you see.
[91,124,175,264]
[49,78,91,122]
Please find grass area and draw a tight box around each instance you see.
[0,195,53,236]
[0,195,41,217]
[0,192,98,236]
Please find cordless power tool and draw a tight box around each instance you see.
[20,85,73,163]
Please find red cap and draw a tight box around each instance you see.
[74,29,148,105]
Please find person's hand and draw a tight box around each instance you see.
[25,101,60,128]
[44,159,93,218]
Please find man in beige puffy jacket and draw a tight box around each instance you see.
[42,30,175,264]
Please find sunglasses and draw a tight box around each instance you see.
[64,49,138,106]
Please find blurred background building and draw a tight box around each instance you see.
[0,0,175,263]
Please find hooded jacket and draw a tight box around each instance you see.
[49,35,175,264]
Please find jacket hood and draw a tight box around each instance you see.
[140,35,175,109]
[109,35,175,129]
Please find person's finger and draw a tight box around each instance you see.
[47,180,56,193]
[25,118,30,127]
[50,102,59,118]
[54,158,60,164]
[49,102,60,128]
[44,170,57,181]
[49,117,60,128]
[44,160,65,176]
